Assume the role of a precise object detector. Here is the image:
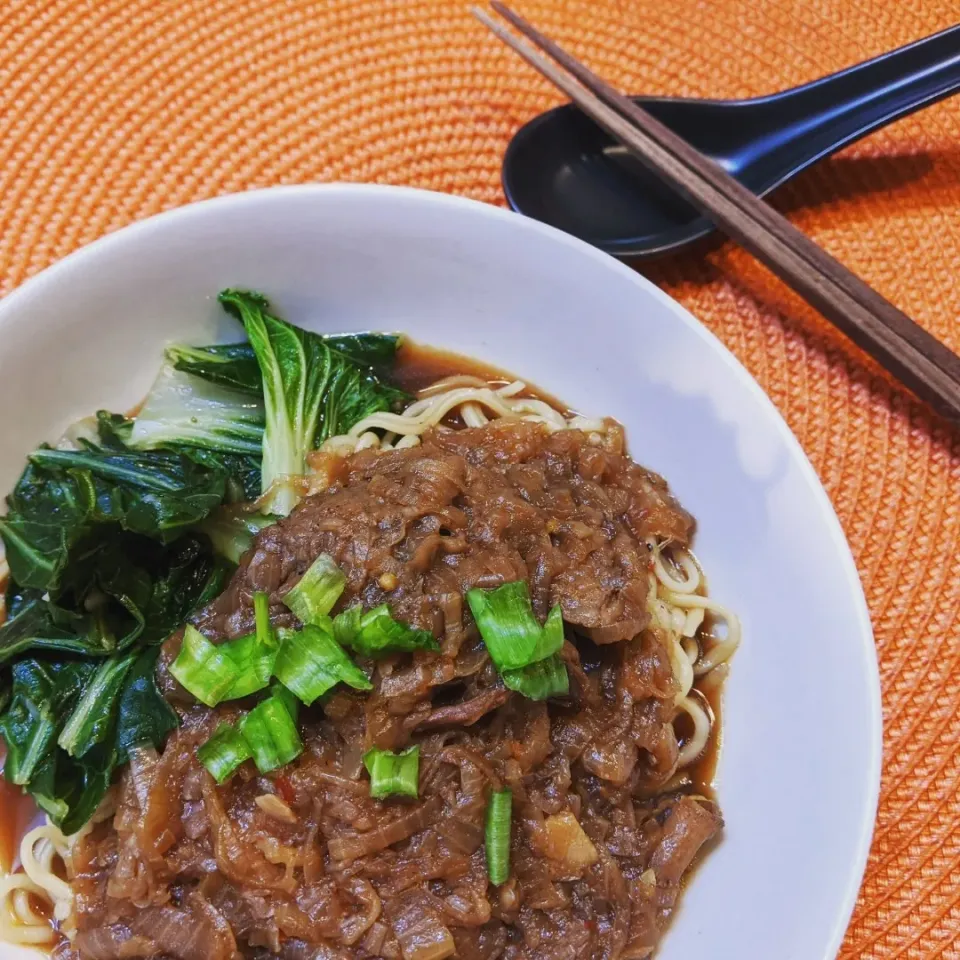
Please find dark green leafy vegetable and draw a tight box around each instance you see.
[324,333,405,371]
[0,431,229,594]
[502,654,569,700]
[282,553,345,626]
[466,582,565,672]
[26,446,226,535]
[30,742,117,836]
[0,649,180,834]
[485,788,513,885]
[272,622,372,705]
[0,595,115,663]
[218,289,407,515]
[333,602,439,657]
[0,659,94,786]
[169,334,404,394]
[0,534,230,665]
[0,290,410,836]
[137,535,234,645]
[238,692,302,773]
[113,647,178,763]
[57,650,137,758]
[99,408,259,500]
[363,745,419,799]
[220,289,332,516]
[197,723,252,783]
[167,342,263,395]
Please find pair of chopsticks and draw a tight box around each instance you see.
[473,3,960,423]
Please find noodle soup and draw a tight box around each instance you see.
[0,292,737,958]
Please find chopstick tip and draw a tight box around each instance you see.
[469,4,510,37]
[468,5,493,25]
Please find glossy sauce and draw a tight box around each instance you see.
[394,340,725,798]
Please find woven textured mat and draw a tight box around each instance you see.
[2,0,959,955]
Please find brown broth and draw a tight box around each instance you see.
[392,339,571,414]
[392,340,515,394]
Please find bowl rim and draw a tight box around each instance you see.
[0,182,882,958]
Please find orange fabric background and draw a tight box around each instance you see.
[1,0,959,955]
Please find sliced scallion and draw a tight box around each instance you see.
[169,625,240,707]
[502,653,569,700]
[466,581,564,671]
[238,692,303,773]
[332,603,363,648]
[363,745,420,799]
[219,632,277,700]
[334,603,439,657]
[253,591,275,648]
[270,678,300,725]
[282,553,346,626]
[272,623,372,706]
[485,788,512,885]
[197,723,252,783]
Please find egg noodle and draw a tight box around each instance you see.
[0,824,76,945]
[320,375,612,454]
[0,376,740,945]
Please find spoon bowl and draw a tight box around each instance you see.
[502,23,960,258]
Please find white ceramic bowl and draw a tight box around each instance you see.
[0,185,880,960]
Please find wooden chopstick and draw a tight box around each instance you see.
[474,3,960,423]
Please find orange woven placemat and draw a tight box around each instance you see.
[1,0,959,955]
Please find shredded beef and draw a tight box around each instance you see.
[70,422,719,960]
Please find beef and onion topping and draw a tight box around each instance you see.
[0,292,739,959]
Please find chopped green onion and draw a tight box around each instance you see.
[270,678,300,725]
[485,788,512,885]
[502,654,569,700]
[332,603,363,648]
[363,745,420,799]
[253,591,276,648]
[334,603,439,657]
[272,623,372,706]
[238,692,303,773]
[169,625,240,707]
[219,632,277,700]
[57,651,137,757]
[540,603,565,654]
[282,554,346,626]
[466,582,564,671]
[198,723,252,783]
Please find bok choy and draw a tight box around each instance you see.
[130,363,264,457]
[218,290,407,515]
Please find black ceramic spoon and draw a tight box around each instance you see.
[501,23,960,259]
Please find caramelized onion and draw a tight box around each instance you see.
[328,797,442,862]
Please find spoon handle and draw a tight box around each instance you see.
[755,23,960,157]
